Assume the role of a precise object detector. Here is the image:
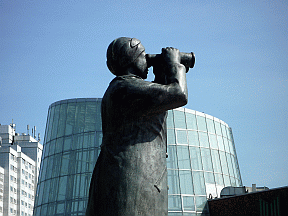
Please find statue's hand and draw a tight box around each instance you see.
[161,47,181,65]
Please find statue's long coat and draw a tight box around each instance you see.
[86,74,186,216]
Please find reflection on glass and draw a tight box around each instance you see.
[196,116,207,131]
[188,131,199,146]
[217,136,225,151]
[211,150,222,173]
[192,171,206,195]
[177,145,191,169]
[168,129,176,144]
[208,134,218,149]
[168,195,182,211]
[198,132,209,148]
[174,111,186,129]
[206,118,215,134]
[167,145,178,169]
[214,121,222,136]
[186,113,197,130]
[179,170,194,194]
[177,130,188,144]
[168,169,180,194]
[195,196,207,212]
[167,110,174,129]
[189,147,203,170]
[183,196,195,211]
[219,151,229,175]
[201,148,213,171]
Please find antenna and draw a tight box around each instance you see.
[27,125,30,135]
[34,126,36,138]
[38,133,41,142]
[32,128,34,138]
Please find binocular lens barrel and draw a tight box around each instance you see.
[146,52,195,69]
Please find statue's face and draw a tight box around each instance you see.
[133,49,148,79]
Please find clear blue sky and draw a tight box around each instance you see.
[1,0,287,189]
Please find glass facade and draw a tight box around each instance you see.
[33,99,242,216]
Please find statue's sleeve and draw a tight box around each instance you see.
[113,64,188,117]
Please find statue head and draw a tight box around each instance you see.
[106,37,147,77]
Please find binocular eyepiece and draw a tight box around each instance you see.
[146,52,195,70]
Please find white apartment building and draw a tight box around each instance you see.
[0,124,43,216]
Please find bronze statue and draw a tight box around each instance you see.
[86,37,193,215]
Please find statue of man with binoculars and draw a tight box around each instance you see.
[86,37,195,216]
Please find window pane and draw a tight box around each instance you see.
[189,147,203,170]
[51,105,60,140]
[198,132,209,148]
[177,146,191,169]
[57,103,67,138]
[74,103,86,134]
[192,171,206,195]
[208,134,218,149]
[206,118,215,134]
[58,176,67,200]
[195,196,208,212]
[167,110,174,129]
[214,173,224,186]
[167,145,178,169]
[168,195,182,211]
[176,130,188,144]
[223,138,230,153]
[61,153,70,176]
[204,172,217,197]
[226,153,234,177]
[174,111,186,129]
[188,131,199,146]
[168,129,176,144]
[211,150,222,173]
[65,103,76,136]
[214,121,222,136]
[84,102,97,132]
[63,136,72,152]
[219,151,229,175]
[183,196,195,211]
[196,116,207,131]
[221,124,228,138]
[55,137,63,154]
[201,148,213,171]
[168,169,180,194]
[186,113,197,130]
[179,170,194,194]
[49,140,56,156]
[217,136,225,151]
[223,175,231,186]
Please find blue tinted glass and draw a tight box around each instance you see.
[167,110,174,129]
[174,110,186,129]
[226,153,234,177]
[65,103,76,136]
[179,170,194,194]
[217,136,225,151]
[189,146,203,170]
[167,145,178,169]
[214,173,224,186]
[206,118,215,134]
[195,196,208,212]
[183,196,195,211]
[199,132,209,148]
[74,103,86,134]
[186,113,197,130]
[46,106,55,142]
[177,145,191,169]
[219,151,229,175]
[168,195,182,211]
[208,134,218,149]
[211,150,222,173]
[214,121,222,136]
[49,140,56,156]
[51,105,60,140]
[188,131,199,146]
[84,102,97,132]
[168,129,176,144]
[201,148,213,171]
[221,124,228,138]
[223,175,231,186]
[57,103,68,137]
[223,138,230,153]
[168,169,180,194]
[177,130,188,144]
[196,116,207,131]
[192,171,206,195]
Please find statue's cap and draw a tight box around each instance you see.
[106,37,145,76]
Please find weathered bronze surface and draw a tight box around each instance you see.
[86,37,192,216]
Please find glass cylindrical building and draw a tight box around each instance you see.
[33,98,242,216]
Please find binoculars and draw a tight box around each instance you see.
[146,52,195,71]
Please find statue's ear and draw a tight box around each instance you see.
[130,38,141,48]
